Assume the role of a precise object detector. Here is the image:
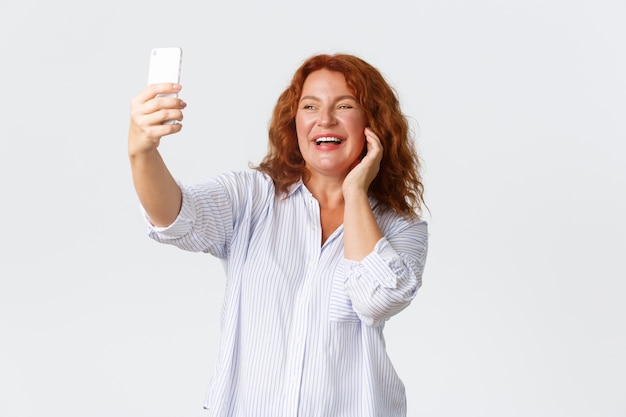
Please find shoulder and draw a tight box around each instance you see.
[373,200,428,235]
[179,171,276,209]
[208,171,280,218]
[211,170,275,194]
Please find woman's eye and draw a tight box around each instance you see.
[302,104,315,110]
[338,104,354,109]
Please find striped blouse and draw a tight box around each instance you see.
[145,170,428,417]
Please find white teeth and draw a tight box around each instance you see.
[315,137,342,145]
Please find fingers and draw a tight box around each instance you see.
[135,83,182,103]
[130,85,186,128]
[132,83,185,114]
[343,128,382,196]
[129,101,186,143]
[140,99,186,124]
[128,84,186,156]
[363,127,383,161]
[143,119,184,138]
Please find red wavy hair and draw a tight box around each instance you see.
[254,53,426,217]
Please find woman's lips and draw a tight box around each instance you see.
[313,136,343,146]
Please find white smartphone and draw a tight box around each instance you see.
[147,47,183,123]
[147,46,182,88]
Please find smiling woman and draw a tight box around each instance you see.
[127,52,428,417]
[258,54,426,218]
[295,69,368,184]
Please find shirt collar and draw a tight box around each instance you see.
[286,178,305,197]
[285,179,379,210]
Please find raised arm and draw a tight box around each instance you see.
[342,127,384,260]
[342,128,427,326]
[128,83,186,227]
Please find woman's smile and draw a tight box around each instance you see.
[296,69,366,177]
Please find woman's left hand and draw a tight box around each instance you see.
[342,127,383,198]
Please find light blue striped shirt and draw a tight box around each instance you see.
[146,170,428,417]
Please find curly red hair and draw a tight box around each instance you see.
[254,53,426,217]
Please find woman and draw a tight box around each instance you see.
[128,53,428,417]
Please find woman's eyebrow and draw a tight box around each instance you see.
[299,94,357,102]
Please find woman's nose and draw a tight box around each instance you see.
[317,107,337,126]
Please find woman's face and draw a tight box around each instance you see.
[295,69,366,179]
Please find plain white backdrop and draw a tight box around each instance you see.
[1,0,624,416]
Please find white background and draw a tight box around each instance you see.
[1,0,624,416]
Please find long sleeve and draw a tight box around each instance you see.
[144,178,234,258]
[343,219,428,327]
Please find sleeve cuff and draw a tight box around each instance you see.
[142,183,196,239]
[344,238,401,289]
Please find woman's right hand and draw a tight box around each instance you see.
[128,83,186,157]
